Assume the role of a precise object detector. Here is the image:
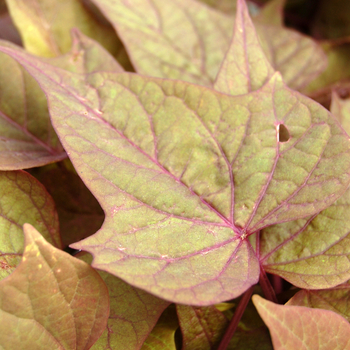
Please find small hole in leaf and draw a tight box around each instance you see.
[277,124,290,143]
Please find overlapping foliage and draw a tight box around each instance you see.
[1,0,350,349]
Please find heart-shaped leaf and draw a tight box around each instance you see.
[2,41,350,304]
[0,170,61,280]
[253,295,350,350]
[0,224,109,350]
[2,33,350,303]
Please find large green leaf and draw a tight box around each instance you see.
[1,0,349,305]
[0,224,109,350]
[0,170,61,280]
[2,41,350,304]
[253,295,350,350]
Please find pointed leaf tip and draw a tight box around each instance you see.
[253,295,350,350]
[214,0,275,96]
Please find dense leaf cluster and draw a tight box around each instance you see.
[1,0,350,349]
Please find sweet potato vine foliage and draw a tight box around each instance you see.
[2,0,350,348]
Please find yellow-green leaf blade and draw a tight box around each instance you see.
[5,0,126,60]
[0,224,109,350]
[2,46,350,305]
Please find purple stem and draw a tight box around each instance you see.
[271,274,283,295]
[216,286,254,350]
[259,268,278,303]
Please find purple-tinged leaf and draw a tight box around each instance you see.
[78,252,170,350]
[260,91,350,289]
[1,48,350,304]
[90,0,234,86]
[0,224,109,350]
[33,164,104,248]
[214,0,275,96]
[0,30,123,170]
[140,305,178,350]
[0,170,61,280]
[287,282,350,323]
[0,41,66,170]
[286,281,350,321]
[90,0,326,92]
[176,304,228,350]
[253,295,350,350]
[260,187,350,289]
[5,0,126,60]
